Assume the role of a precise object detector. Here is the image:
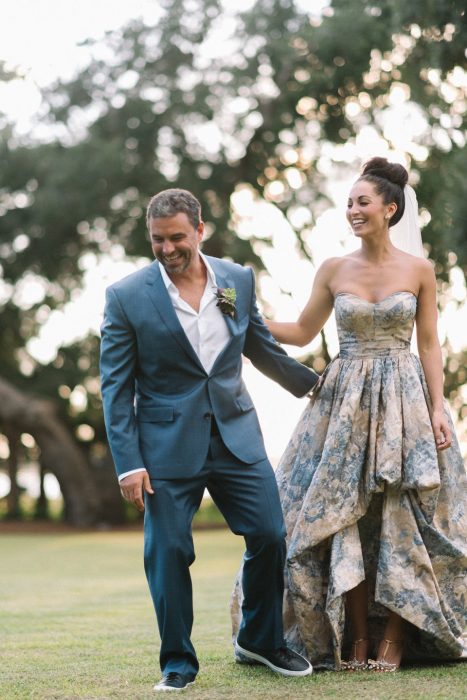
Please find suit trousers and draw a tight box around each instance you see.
[143,431,287,677]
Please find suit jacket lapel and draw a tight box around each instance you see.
[209,260,237,337]
[145,262,206,371]
[208,259,242,375]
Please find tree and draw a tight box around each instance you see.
[1,0,466,523]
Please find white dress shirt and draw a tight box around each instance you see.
[118,253,230,481]
[159,252,230,373]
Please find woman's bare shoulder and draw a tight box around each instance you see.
[397,251,434,277]
[395,249,432,266]
[313,256,347,283]
[317,255,354,273]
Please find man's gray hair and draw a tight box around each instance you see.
[146,189,201,230]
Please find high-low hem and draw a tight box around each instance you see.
[231,292,467,669]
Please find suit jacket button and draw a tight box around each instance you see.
[203,412,211,420]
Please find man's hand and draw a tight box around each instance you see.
[120,471,154,512]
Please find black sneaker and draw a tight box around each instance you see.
[234,642,312,677]
[153,672,196,692]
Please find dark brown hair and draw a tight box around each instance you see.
[359,157,408,226]
[146,188,201,230]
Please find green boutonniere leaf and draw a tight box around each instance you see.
[215,287,237,319]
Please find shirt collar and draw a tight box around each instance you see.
[159,251,217,293]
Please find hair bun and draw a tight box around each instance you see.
[362,157,408,189]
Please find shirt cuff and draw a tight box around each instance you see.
[118,467,147,482]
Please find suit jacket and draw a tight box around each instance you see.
[100,256,318,479]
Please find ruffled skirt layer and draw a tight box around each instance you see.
[231,351,467,668]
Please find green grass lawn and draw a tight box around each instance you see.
[1,529,465,699]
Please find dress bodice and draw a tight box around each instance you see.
[334,291,417,358]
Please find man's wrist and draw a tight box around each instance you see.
[118,467,147,482]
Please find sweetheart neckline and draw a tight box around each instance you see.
[334,291,417,305]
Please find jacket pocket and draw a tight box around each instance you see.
[136,406,174,422]
[235,395,254,412]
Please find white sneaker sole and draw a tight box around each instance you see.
[153,680,195,692]
[234,642,313,677]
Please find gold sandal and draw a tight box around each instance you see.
[368,638,403,672]
[341,638,368,671]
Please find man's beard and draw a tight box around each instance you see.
[159,250,190,274]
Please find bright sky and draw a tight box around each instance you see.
[1,0,466,474]
[0,0,161,130]
[0,0,328,128]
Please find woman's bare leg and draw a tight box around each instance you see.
[376,611,404,668]
[345,580,369,663]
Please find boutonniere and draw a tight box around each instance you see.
[215,287,237,319]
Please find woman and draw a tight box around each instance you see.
[231,157,467,671]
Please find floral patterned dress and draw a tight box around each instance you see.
[231,291,467,668]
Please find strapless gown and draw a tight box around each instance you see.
[231,292,467,668]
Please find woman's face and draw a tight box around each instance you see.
[346,179,395,238]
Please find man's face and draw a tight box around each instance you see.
[149,212,204,276]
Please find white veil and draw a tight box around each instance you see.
[389,185,425,258]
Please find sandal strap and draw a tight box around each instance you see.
[351,637,367,650]
[341,638,368,671]
[382,638,403,646]
[368,638,404,672]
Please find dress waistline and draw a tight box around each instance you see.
[339,341,410,359]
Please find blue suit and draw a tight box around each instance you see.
[100,256,318,676]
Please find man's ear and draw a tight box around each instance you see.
[197,220,205,242]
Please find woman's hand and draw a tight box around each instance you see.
[431,410,452,451]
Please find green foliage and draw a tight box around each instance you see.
[0,0,466,518]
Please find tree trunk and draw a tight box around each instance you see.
[34,463,49,520]
[5,428,21,518]
[0,377,101,527]
[91,453,127,525]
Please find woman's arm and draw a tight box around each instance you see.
[266,259,336,347]
[415,261,452,451]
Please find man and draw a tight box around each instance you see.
[100,189,318,692]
